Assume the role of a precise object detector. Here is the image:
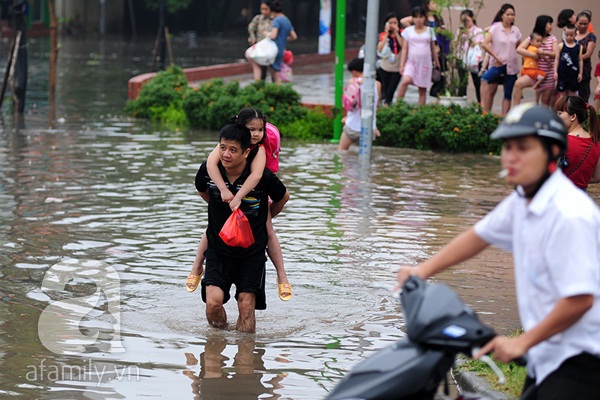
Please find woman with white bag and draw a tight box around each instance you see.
[247,1,274,81]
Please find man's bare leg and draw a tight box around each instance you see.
[205,286,228,329]
[236,292,256,333]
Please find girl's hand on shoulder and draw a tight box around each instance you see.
[221,190,235,203]
[229,197,241,212]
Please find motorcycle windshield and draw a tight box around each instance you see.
[401,276,495,350]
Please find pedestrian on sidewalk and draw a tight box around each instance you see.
[396,6,440,106]
[247,1,274,81]
[377,12,402,106]
[266,0,297,85]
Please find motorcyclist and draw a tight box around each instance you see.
[397,103,600,399]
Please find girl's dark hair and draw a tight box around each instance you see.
[581,9,592,21]
[557,9,574,28]
[260,1,272,10]
[577,11,591,22]
[384,11,398,25]
[231,108,267,144]
[555,96,600,143]
[412,6,426,19]
[492,3,514,24]
[460,9,476,26]
[270,0,283,13]
[532,15,553,37]
[421,0,431,12]
[421,0,442,27]
[347,57,364,73]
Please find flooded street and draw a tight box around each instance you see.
[1,36,598,399]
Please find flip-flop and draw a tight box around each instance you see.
[186,274,201,293]
[277,282,292,301]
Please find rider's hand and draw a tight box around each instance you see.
[474,336,528,363]
[395,265,420,291]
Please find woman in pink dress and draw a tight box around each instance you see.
[396,6,440,106]
[512,15,558,107]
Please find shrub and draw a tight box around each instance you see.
[182,80,308,131]
[125,67,503,153]
[279,107,336,140]
[125,65,190,125]
[377,101,502,154]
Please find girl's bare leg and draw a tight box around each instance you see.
[186,231,207,291]
[267,214,288,285]
[267,209,291,300]
[418,87,426,105]
[481,81,497,112]
[252,61,263,81]
[396,76,412,100]
[191,231,207,275]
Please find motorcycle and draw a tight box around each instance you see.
[326,275,507,400]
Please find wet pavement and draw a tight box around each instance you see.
[196,61,538,114]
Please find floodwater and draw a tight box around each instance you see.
[1,35,598,399]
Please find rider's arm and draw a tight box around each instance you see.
[475,295,593,363]
[397,227,489,285]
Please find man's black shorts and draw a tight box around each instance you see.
[201,248,267,310]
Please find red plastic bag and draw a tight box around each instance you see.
[219,208,255,248]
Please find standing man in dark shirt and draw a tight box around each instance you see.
[194,124,290,333]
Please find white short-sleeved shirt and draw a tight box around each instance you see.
[474,171,600,384]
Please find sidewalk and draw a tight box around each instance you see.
[192,61,537,114]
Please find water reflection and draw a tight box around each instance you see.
[183,334,286,399]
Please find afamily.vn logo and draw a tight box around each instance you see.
[38,259,124,355]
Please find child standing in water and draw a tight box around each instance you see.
[186,108,291,301]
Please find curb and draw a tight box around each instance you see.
[452,359,512,400]
[127,48,360,101]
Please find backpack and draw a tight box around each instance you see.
[342,78,362,112]
[263,122,281,173]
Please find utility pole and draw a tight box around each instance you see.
[359,0,379,169]
[99,0,105,36]
[332,0,345,143]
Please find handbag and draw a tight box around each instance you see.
[561,142,594,177]
[219,208,255,248]
[431,66,442,83]
[245,37,278,66]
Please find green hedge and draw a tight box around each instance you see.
[125,65,503,153]
[376,101,503,154]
